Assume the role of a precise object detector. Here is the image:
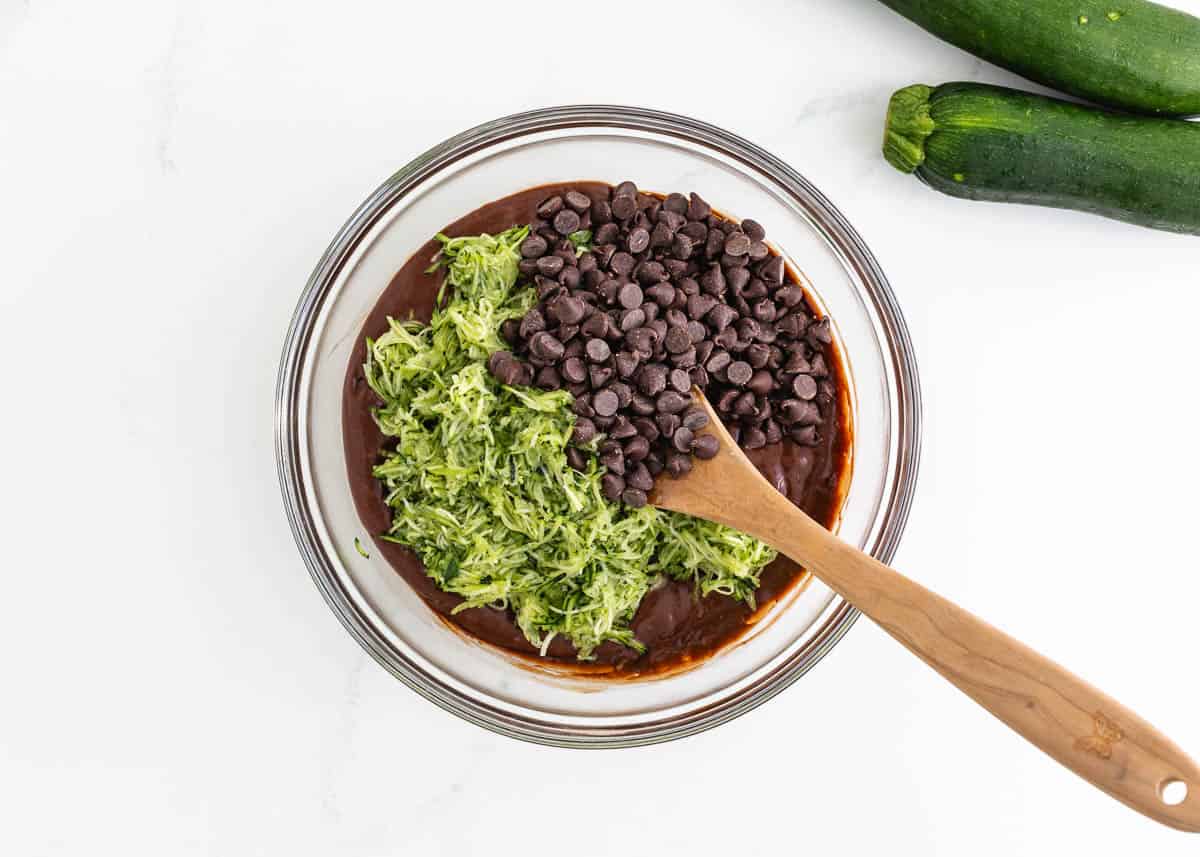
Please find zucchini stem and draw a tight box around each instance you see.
[883,84,935,173]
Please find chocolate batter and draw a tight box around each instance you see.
[343,183,852,676]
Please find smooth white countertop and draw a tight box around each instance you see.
[3,1,1200,853]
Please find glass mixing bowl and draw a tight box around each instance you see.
[276,105,922,747]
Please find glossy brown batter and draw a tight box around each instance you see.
[343,182,852,676]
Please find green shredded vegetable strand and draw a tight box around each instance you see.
[365,226,775,659]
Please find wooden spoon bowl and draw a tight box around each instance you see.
[650,390,1200,832]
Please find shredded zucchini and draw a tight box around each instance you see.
[364,226,775,659]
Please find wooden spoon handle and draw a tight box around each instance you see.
[758,491,1200,831]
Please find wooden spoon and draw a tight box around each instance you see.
[651,390,1200,832]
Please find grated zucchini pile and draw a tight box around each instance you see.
[364,226,775,659]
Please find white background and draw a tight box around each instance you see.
[3,1,1199,853]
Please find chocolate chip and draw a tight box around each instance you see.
[663,193,689,215]
[617,282,644,310]
[692,433,719,459]
[626,463,654,492]
[564,190,591,213]
[687,193,711,220]
[713,327,738,350]
[572,394,594,418]
[611,195,637,221]
[666,451,693,478]
[665,325,692,354]
[764,419,783,445]
[591,198,613,224]
[791,425,819,446]
[609,381,633,408]
[676,276,700,296]
[529,331,564,361]
[548,294,586,325]
[670,346,697,369]
[747,370,774,397]
[537,255,565,277]
[626,326,656,355]
[566,447,588,472]
[686,320,707,344]
[520,234,549,259]
[646,283,675,307]
[733,391,757,416]
[609,415,638,440]
[520,308,547,339]
[557,323,579,343]
[593,389,619,417]
[669,368,691,393]
[739,278,768,302]
[736,317,761,343]
[746,343,771,369]
[572,417,597,445]
[581,313,607,339]
[561,356,587,384]
[636,261,668,285]
[672,233,695,259]
[748,241,769,262]
[705,228,726,259]
[624,435,651,462]
[535,366,561,390]
[657,412,681,437]
[656,390,689,414]
[560,267,581,289]
[537,196,564,219]
[689,365,709,387]
[743,426,767,449]
[585,337,611,363]
[752,299,776,323]
[724,232,751,256]
[645,452,665,476]
[613,181,637,198]
[615,351,640,378]
[686,293,717,320]
[726,360,753,386]
[631,392,656,416]
[553,209,581,236]
[610,252,636,276]
[741,219,766,241]
[716,389,740,412]
[633,417,660,442]
[758,255,784,285]
[601,472,625,500]
[626,227,650,254]
[588,362,613,388]
[638,363,668,396]
[776,285,804,308]
[665,308,687,329]
[619,307,647,332]
[641,301,660,323]
[670,426,694,453]
[777,313,806,339]
[621,488,648,507]
[705,349,731,373]
[807,317,833,346]
[681,407,709,431]
[792,374,818,400]
[706,304,738,332]
[700,265,726,296]
[810,353,829,377]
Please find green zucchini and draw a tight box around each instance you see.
[883,82,1200,235]
[877,0,1200,117]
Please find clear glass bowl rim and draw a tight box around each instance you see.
[275,104,923,747]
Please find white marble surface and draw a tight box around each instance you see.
[4,1,1200,853]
